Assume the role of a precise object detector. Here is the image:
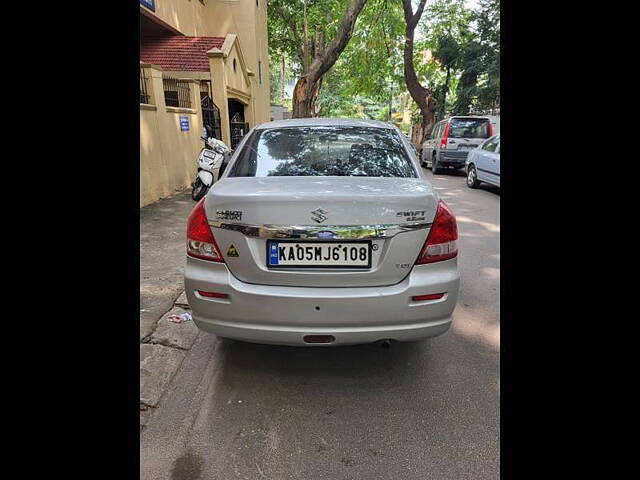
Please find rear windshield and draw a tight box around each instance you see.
[228,126,416,178]
[448,118,490,139]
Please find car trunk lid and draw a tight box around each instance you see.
[203,176,438,287]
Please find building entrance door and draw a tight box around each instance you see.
[228,99,249,149]
[201,96,222,140]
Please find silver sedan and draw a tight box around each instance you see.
[184,118,460,346]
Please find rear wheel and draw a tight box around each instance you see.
[466,164,480,188]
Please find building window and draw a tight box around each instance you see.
[258,60,262,84]
[162,75,191,108]
[233,58,237,73]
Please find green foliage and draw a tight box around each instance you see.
[269,50,295,105]
[452,40,484,114]
[452,0,500,114]
[336,0,405,99]
[314,0,406,119]
[473,0,500,112]
[417,0,473,120]
[268,0,361,72]
[267,0,499,120]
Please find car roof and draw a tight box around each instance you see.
[442,116,490,121]
[255,117,397,130]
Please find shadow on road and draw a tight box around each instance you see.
[169,329,499,479]
[216,337,428,382]
[424,166,500,196]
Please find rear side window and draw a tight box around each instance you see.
[448,118,490,139]
[432,123,442,139]
[482,135,499,152]
[228,126,417,178]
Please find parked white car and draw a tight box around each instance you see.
[465,134,500,188]
[184,118,460,346]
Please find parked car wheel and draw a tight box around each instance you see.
[191,178,208,201]
[466,164,480,188]
[432,154,441,174]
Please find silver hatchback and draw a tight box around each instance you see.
[421,116,493,173]
[184,118,460,346]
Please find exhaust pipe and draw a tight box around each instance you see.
[380,339,393,349]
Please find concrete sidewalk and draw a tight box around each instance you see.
[140,188,199,430]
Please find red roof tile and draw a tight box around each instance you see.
[140,36,225,72]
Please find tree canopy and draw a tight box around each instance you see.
[268,0,500,124]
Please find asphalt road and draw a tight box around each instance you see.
[140,167,500,480]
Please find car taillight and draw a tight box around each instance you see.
[411,293,445,301]
[488,123,494,137]
[186,198,224,262]
[415,200,458,264]
[440,123,451,150]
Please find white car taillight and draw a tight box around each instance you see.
[186,198,224,262]
[415,200,458,264]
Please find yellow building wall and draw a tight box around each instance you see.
[140,67,203,207]
[224,53,250,94]
[141,0,270,124]
[146,0,208,36]
[139,0,271,206]
[218,0,270,125]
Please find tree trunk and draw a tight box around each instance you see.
[292,75,322,118]
[280,54,286,103]
[443,66,451,111]
[292,0,369,118]
[402,0,436,144]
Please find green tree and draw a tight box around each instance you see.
[268,0,370,117]
[452,0,500,114]
[310,0,406,120]
[420,0,473,120]
[474,0,500,113]
[401,0,436,145]
[267,0,499,125]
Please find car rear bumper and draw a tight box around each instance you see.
[184,258,459,346]
[439,150,470,166]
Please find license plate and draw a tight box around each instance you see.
[267,241,372,268]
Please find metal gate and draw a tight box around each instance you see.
[230,112,249,149]
[201,96,222,140]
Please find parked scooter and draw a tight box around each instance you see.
[191,128,230,201]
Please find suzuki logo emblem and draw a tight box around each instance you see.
[311,208,328,223]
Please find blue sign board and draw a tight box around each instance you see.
[140,0,156,12]
[180,116,190,131]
